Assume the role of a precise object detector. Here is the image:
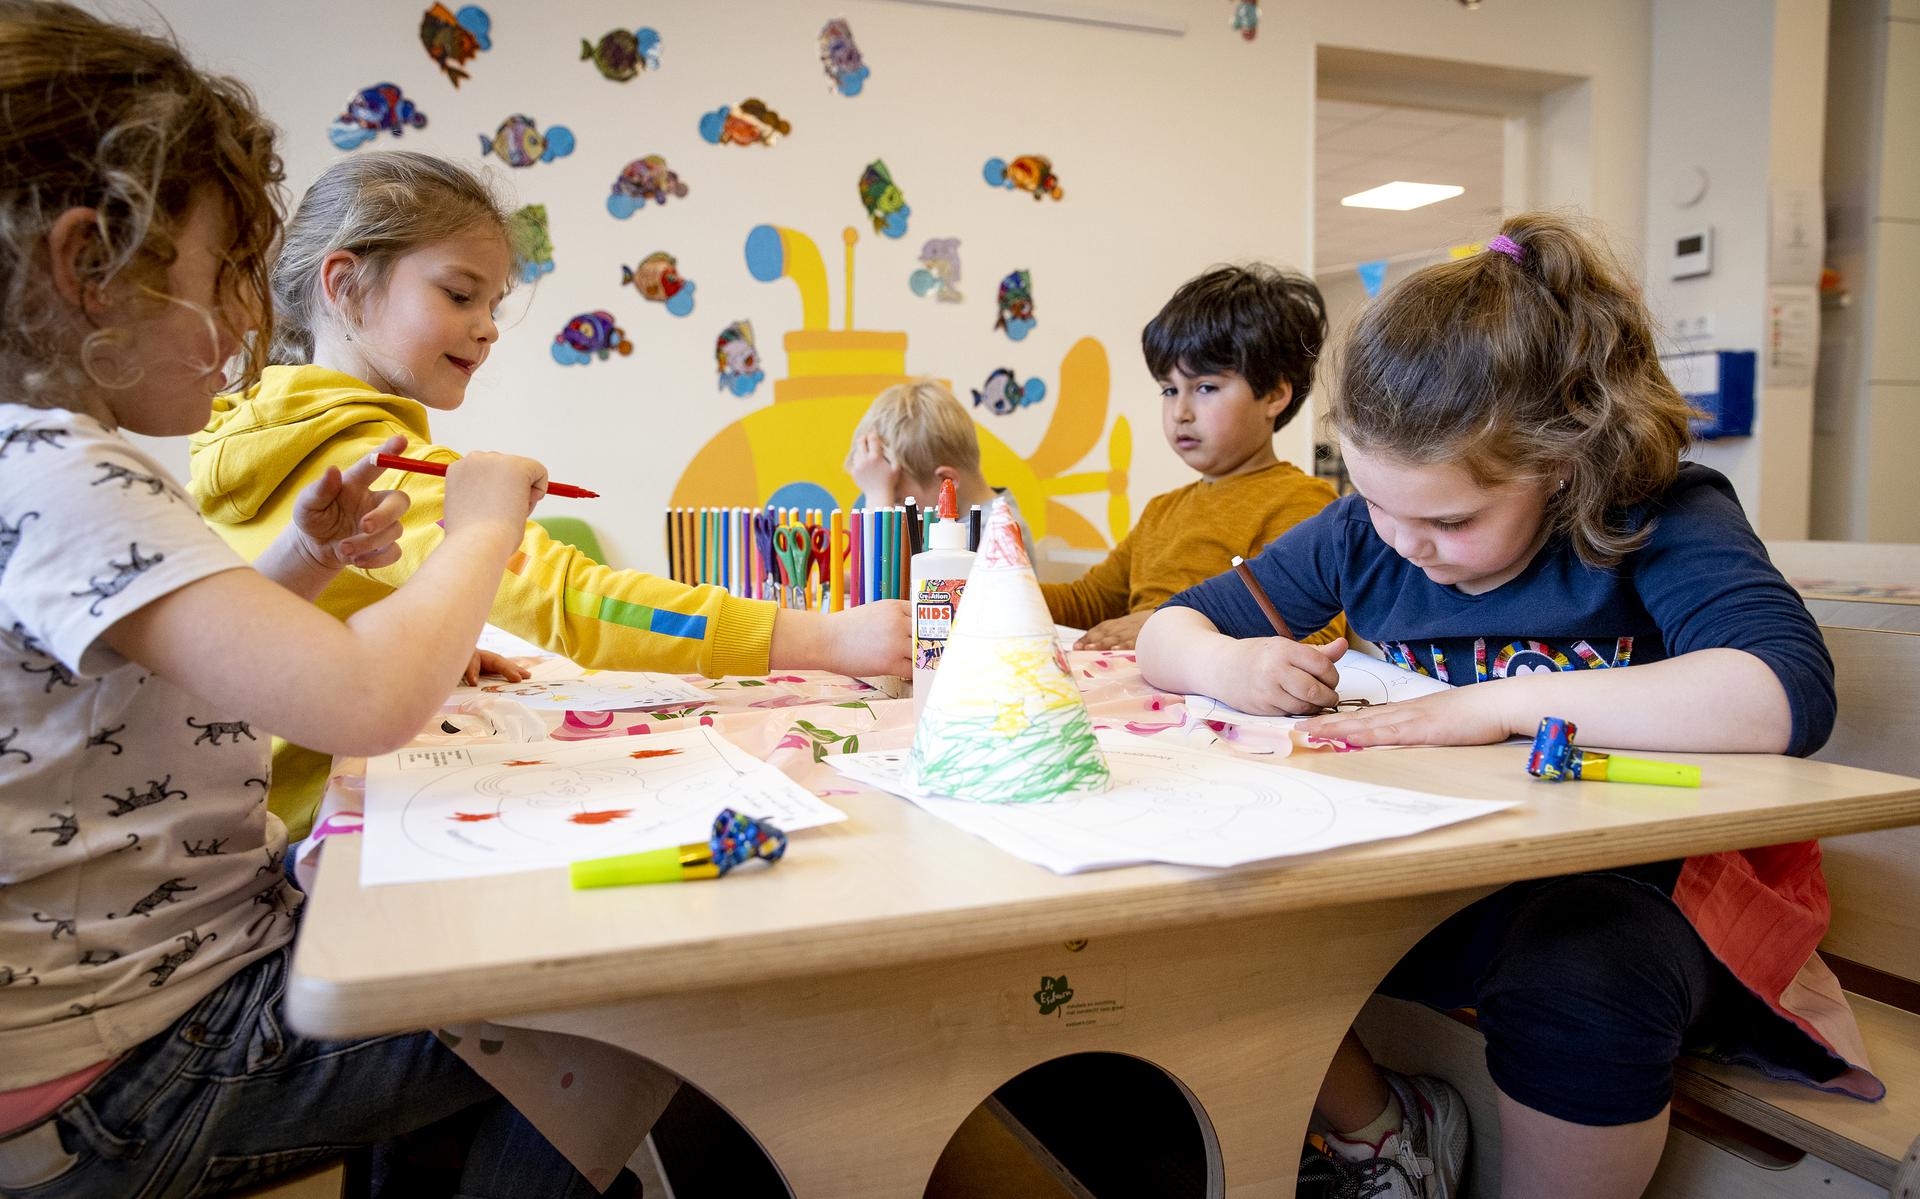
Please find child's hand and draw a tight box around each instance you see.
[828,600,911,677]
[292,433,412,570]
[442,451,548,536]
[848,434,900,505]
[1298,683,1514,747]
[462,648,531,687]
[1075,611,1151,651]
[1232,636,1348,714]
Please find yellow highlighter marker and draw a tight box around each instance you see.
[570,808,789,889]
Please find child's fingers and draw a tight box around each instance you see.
[1275,661,1339,711]
[357,488,412,535]
[1312,636,1350,660]
[297,465,343,513]
[1290,642,1342,691]
[1299,708,1412,747]
[345,521,405,561]
[347,544,404,570]
[474,651,530,682]
[343,435,410,493]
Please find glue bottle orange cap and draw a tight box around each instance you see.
[937,477,959,521]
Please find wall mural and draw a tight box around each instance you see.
[314,10,1154,555]
[668,225,1131,549]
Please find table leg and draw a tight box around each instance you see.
[514,888,1488,1198]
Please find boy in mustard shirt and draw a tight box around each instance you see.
[1042,264,1344,649]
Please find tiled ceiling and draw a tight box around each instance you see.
[1314,99,1507,273]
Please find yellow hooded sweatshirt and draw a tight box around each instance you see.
[189,365,776,837]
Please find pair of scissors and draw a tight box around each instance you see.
[753,510,777,573]
[806,523,831,588]
[772,524,824,604]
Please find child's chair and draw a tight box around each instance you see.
[536,516,609,566]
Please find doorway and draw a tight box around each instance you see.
[1310,47,1593,488]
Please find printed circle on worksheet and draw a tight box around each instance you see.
[401,755,721,863]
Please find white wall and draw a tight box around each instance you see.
[1642,0,1830,539]
[126,0,1653,574]
[1814,0,1920,541]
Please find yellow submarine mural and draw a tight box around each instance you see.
[669,224,1131,548]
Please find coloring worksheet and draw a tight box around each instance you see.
[475,622,556,661]
[453,655,711,712]
[361,727,846,886]
[1182,649,1452,730]
[830,728,1512,874]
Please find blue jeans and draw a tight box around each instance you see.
[0,949,602,1198]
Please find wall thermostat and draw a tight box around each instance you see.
[1672,228,1712,279]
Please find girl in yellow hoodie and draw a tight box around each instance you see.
[190,152,911,837]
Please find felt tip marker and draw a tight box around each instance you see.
[372,452,599,500]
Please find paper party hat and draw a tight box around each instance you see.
[908,498,1109,802]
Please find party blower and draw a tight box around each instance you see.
[1526,717,1701,788]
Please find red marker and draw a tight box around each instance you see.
[372,453,599,499]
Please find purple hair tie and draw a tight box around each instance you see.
[1487,234,1525,263]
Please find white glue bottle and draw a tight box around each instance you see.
[911,478,976,720]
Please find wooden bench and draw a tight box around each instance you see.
[1664,622,1920,1192]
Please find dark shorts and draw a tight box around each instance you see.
[1380,863,1845,1126]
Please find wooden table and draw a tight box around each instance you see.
[287,736,1920,1198]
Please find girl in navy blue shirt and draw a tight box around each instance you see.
[1139,214,1869,1199]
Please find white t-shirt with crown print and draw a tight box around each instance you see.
[0,405,299,1089]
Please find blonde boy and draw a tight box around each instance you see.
[846,379,1036,553]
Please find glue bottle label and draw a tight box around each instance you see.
[913,578,966,670]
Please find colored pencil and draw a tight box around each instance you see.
[1231,555,1293,639]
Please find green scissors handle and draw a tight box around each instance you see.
[772,524,814,592]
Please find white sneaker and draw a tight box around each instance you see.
[1382,1072,1469,1199]
[1323,1072,1469,1199]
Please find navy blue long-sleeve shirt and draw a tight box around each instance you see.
[1164,463,1835,756]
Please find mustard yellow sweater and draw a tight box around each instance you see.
[189,365,776,837]
[1041,461,1346,641]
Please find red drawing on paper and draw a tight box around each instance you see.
[449,811,498,823]
[568,809,632,826]
[503,759,547,767]
[628,749,683,760]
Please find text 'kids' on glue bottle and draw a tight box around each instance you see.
[911,478,976,719]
